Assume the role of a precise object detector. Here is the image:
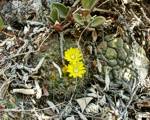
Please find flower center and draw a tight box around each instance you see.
[71,55,76,59]
[74,68,79,73]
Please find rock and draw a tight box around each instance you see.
[105,48,117,59]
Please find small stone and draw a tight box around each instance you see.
[126,57,132,64]
[112,69,121,79]
[117,60,125,66]
[123,43,132,56]
[108,59,117,67]
[112,65,120,70]
[122,68,132,81]
[117,48,127,60]
[97,41,107,53]
[104,34,115,41]
[105,48,117,59]
[117,38,124,48]
[102,65,112,74]
[85,103,100,113]
[109,72,113,80]
[108,38,123,49]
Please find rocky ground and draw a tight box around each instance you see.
[0,0,150,120]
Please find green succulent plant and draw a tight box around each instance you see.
[81,0,98,10]
[73,0,106,28]
[50,2,70,23]
[0,16,4,30]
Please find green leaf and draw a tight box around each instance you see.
[0,99,16,109]
[90,16,106,27]
[81,0,97,9]
[0,16,4,30]
[73,13,84,26]
[6,102,16,109]
[50,8,59,23]
[51,2,70,19]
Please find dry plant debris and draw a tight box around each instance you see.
[0,0,150,119]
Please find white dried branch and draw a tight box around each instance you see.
[26,20,44,26]
[1,102,64,112]
[46,100,59,113]
[0,80,11,99]
[129,9,144,31]
[77,110,88,120]
[0,37,15,50]
[12,89,35,95]
[33,107,42,120]
[35,80,42,99]
[32,57,45,73]
[17,39,28,54]
[104,67,111,91]
[140,7,150,24]
[52,61,62,78]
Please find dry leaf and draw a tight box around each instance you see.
[85,103,99,113]
[66,116,75,120]
[87,93,98,98]
[92,30,97,42]
[77,110,88,120]
[46,100,59,113]
[42,84,49,96]
[76,97,93,112]
[99,95,106,106]
[88,87,96,93]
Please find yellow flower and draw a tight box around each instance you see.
[64,48,83,62]
[67,62,86,78]
[62,65,68,73]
